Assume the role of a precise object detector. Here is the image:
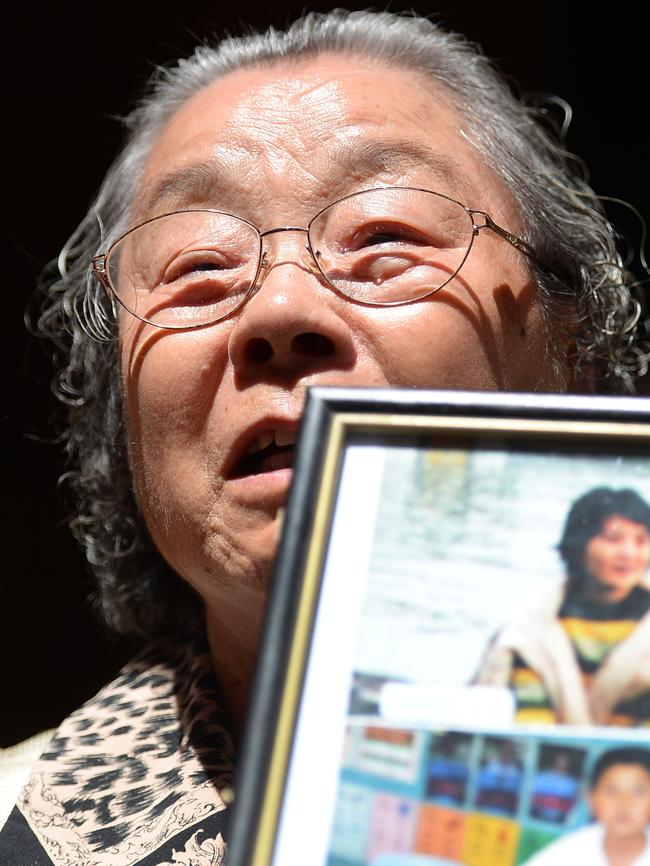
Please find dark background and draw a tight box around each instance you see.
[4,2,648,747]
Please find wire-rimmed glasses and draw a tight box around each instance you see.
[91,186,545,331]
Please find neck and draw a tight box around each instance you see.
[604,830,648,866]
[583,580,631,605]
[205,594,267,740]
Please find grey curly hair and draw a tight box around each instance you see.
[38,8,648,638]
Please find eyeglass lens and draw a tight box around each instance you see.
[106,188,474,328]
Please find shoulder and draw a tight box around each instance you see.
[0,729,57,831]
[29,637,235,788]
[634,586,650,616]
[523,825,603,865]
[1,639,235,865]
[507,579,567,628]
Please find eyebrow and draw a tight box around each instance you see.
[328,138,467,194]
[132,137,468,223]
[132,161,239,224]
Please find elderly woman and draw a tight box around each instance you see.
[476,488,650,727]
[1,8,646,864]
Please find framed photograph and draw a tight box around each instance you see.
[229,389,650,866]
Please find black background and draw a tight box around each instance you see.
[4,2,649,746]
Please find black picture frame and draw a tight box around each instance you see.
[228,388,650,866]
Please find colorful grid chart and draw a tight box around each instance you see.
[326,726,645,866]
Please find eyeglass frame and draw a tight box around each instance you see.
[91,185,558,331]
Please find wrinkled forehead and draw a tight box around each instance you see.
[132,54,515,228]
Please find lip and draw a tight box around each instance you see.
[224,415,301,483]
[609,564,639,578]
[225,467,294,513]
[610,813,638,827]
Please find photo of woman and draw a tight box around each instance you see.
[475,488,650,727]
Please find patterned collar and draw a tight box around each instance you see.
[1,640,235,866]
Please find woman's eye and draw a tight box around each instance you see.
[353,223,431,251]
[186,260,226,275]
[164,252,231,282]
[362,231,407,247]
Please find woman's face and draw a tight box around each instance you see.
[119,55,558,621]
[583,515,650,602]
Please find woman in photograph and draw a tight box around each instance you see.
[475,488,650,726]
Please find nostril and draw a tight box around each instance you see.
[292,332,335,357]
[245,337,273,363]
[240,332,337,366]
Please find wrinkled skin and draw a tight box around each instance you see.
[120,54,567,728]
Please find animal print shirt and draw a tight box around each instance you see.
[0,640,235,865]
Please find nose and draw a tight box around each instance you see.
[620,536,640,560]
[227,230,356,380]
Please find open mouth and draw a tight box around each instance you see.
[231,428,297,478]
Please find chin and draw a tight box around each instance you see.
[199,519,284,593]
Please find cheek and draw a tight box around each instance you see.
[590,794,615,820]
[122,326,227,421]
[119,335,237,588]
[584,543,605,572]
[120,331,228,505]
[359,293,527,392]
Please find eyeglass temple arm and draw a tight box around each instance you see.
[92,254,110,288]
[468,209,537,258]
[468,208,571,290]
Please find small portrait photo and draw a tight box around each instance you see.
[522,746,650,865]
[425,732,472,805]
[528,744,586,824]
[475,486,650,728]
[343,440,650,734]
[473,736,525,817]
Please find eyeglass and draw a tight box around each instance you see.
[91,185,550,331]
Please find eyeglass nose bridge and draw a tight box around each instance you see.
[253,225,323,293]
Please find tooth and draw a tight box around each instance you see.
[274,429,296,447]
[268,452,291,470]
[268,453,284,470]
[254,430,274,452]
